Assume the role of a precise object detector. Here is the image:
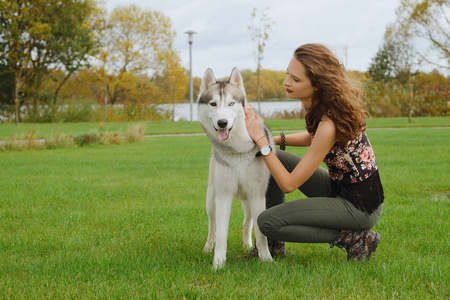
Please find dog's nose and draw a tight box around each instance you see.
[217,119,228,129]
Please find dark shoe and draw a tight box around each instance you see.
[270,239,287,258]
[241,238,287,259]
[332,229,380,262]
[241,245,259,259]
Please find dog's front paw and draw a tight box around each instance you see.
[260,256,274,263]
[243,242,253,250]
[212,258,226,270]
[257,247,274,263]
[212,251,226,270]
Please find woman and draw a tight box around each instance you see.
[244,43,384,262]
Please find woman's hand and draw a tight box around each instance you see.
[244,103,264,142]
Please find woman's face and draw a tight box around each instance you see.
[283,56,315,105]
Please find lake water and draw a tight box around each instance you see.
[160,101,303,121]
[0,101,301,123]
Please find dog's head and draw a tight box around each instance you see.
[197,68,246,141]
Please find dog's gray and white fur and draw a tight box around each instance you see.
[198,67,274,269]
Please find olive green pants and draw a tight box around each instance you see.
[258,150,383,244]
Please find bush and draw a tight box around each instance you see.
[1,125,146,152]
[1,99,171,123]
[73,132,102,146]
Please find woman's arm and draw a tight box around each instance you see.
[273,132,312,147]
[259,119,335,193]
[245,104,336,193]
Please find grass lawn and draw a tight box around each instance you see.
[0,116,448,140]
[0,119,449,299]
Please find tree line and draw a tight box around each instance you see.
[0,0,448,123]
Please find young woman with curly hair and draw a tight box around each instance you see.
[244,43,384,262]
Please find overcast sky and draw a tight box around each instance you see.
[105,0,401,79]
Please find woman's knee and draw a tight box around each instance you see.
[257,210,277,238]
[361,204,383,229]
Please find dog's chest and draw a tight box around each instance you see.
[213,151,267,178]
[210,152,270,198]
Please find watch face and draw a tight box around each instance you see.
[262,146,271,156]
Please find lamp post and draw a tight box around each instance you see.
[185,30,196,122]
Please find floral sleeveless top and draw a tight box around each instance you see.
[314,131,384,213]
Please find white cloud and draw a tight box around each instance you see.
[106,0,401,77]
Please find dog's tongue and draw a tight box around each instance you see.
[218,129,229,140]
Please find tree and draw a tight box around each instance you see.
[392,26,416,122]
[248,7,275,112]
[157,50,188,123]
[396,0,449,71]
[182,77,201,102]
[368,21,418,121]
[367,0,449,120]
[367,21,448,119]
[49,1,102,108]
[0,0,100,122]
[99,5,176,105]
[0,0,35,124]
[413,70,450,116]
[365,69,449,117]
[368,43,397,82]
[243,69,286,100]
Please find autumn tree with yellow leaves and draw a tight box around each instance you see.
[0,2,187,122]
[366,0,449,119]
[0,0,101,123]
[157,50,188,123]
[97,5,183,105]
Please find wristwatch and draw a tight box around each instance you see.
[256,145,272,157]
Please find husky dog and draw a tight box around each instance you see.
[198,67,274,269]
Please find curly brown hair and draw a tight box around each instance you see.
[294,44,367,145]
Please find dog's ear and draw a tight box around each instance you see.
[229,67,246,98]
[199,68,216,95]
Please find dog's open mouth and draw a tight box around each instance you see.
[217,127,232,141]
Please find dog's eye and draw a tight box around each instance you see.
[210,103,217,107]
[229,102,235,106]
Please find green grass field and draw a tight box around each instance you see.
[0,119,449,299]
[0,116,448,140]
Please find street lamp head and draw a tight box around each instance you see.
[184,30,197,44]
